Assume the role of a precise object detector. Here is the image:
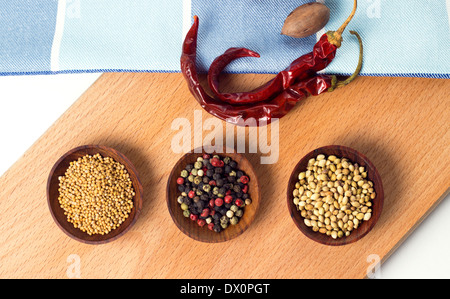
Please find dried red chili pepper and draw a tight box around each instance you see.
[180,0,362,126]
[207,33,338,105]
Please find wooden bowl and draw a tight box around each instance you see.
[47,145,143,244]
[287,145,383,246]
[166,147,260,243]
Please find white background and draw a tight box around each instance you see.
[0,73,449,278]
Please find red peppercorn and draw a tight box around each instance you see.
[224,195,233,204]
[188,190,195,198]
[209,180,216,186]
[235,198,244,207]
[215,197,223,207]
[242,185,248,194]
[177,177,184,185]
[226,190,232,195]
[209,199,215,208]
[240,175,249,184]
[210,209,216,216]
[208,222,214,230]
[190,214,198,221]
[210,157,219,166]
[203,154,210,159]
[217,160,224,167]
[200,208,210,218]
[197,219,206,227]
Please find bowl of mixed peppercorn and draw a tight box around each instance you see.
[166,148,260,243]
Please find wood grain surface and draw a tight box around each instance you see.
[0,72,448,278]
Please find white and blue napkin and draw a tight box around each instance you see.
[0,0,448,78]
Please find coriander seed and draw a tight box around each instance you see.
[293,154,376,239]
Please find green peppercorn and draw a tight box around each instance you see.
[230,216,239,225]
[220,215,229,224]
[194,161,203,169]
[183,210,190,217]
[197,169,204,177]
[194,176,202,185]
[230,205,238,212]
[217,193,224,198]
[188,175,194,182]
[202,184,211,193]
[245,198,252,205]
[195,189,203,196]
[229,170,236,177]
[220,222,228,229]
[212,187,219,195]
[223,156,231,164]
[177,196,184,204]
[235,209,243,217]
[191,168,198,176]
[180,170,189,178]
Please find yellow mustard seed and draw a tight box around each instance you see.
[58,153,134,235]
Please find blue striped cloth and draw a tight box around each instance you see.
[0,0,449,78]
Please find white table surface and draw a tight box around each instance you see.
[0,73,449,279]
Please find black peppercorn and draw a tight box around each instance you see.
[227,176,236,183]
[224,165,231,174]
[176,154,252,234]
[213,224,222,233]
[216,179,224,187]
[196,200,204,209]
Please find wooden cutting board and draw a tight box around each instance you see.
[0,72,448,279]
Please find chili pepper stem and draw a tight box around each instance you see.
[328,30,363,92]
[327,0,357,48]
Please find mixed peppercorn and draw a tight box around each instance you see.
[176,154,252,233]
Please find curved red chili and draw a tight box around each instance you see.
[207,33,338,105]
[180,16,337,126]
[180,0,362,127]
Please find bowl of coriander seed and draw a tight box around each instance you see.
[47,145,143,244]
[287,145,384,246]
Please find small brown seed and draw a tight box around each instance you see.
[281,2,330,38]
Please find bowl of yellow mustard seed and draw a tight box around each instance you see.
[47,145,143,244]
